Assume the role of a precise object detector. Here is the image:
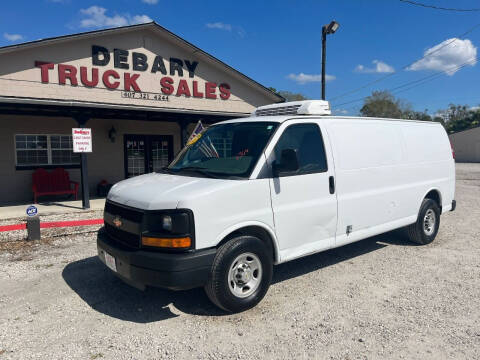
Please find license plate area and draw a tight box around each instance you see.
[104,252,117,272]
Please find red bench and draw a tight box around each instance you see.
[32,168,79,203]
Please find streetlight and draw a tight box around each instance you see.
[322,20,340,100]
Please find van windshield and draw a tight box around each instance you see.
[167,122,278,179]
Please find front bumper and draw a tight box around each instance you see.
[97,229,216,291]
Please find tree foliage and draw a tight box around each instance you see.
[360,91,417,119]
[268,88,309,102]
[439,104,480,133]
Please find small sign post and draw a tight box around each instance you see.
[26,205,40,241]
[73,127,92,209]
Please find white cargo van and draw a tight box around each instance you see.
[98,100,456,312]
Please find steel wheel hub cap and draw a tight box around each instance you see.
[423,209,436,236]
[228,253,262,298]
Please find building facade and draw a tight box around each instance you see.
[449,126,480,163]
[0,22,282,204]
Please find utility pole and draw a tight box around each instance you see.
[322,27,327,100]
[321,20,340,101]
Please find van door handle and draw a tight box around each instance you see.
[329,176,335,194]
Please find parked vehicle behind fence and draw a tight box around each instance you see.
[97,100,456,312]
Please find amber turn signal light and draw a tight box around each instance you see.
[141,236,191,248]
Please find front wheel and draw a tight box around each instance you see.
[406,198,441,245]
[204,235,273,313]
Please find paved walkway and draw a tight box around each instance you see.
[0,198,105,220]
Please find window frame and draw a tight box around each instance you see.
[269,122,329,177]
[14,133,81,170]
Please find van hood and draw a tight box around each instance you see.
[107,172,228,210]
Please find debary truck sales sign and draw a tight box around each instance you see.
[34,45,231,102]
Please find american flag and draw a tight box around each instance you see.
[186,120,205,144]
[187,121,219,158]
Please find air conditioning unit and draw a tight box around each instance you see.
[253,100,331,117]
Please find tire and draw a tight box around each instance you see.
[204,235,273,313]
[406,198,441,245]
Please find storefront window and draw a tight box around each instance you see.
[50,135,79,165]
[15,134,80,167]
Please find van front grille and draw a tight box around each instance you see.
[104,201,143,223]
[104,223,140,249]
[104,201,143,249]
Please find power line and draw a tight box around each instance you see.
[329,22,480,102]
[333,57,478,109]
[399,0,480,12]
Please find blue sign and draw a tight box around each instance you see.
[26,205,38,217]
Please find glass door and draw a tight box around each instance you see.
[149,136,172,173]
[124,134,173,178]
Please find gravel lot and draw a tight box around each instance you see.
[1,163,479,359]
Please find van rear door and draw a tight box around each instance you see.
[265,119,337,262]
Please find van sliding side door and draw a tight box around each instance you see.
[266,119,337,262]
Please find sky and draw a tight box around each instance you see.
[1,0,480,115]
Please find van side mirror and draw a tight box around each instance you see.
[272,148,299,177]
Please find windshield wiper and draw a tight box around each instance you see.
[171,166,221,178]
[157,167,173,174]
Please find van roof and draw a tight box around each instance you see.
[216,115,444,126]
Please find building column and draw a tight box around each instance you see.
[74,115,90,209]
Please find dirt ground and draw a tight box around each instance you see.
[0,163,479,359]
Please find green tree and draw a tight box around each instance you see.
[440,105,480,133]
[437,104,470,123]
[277,91,309,102]
[360,91,405,119]
[360,90,435,121]
[402,109,432,122]
[268,88,309,102]
[433,116,446,127]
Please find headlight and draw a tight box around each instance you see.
[162,215,172,231]
[142,210,194,250]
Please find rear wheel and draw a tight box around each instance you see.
[204,236,273,313]
[406,198,441,245]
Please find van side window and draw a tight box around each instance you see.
[273,123,328,175]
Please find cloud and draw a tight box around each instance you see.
[287,73,335,84]
[236,27,246,38]
[131,15,153,23]
[141,0,158,3]
[206,22,232,31]
[79,6,152,29]
[333,109,349,115]
[206,22,246,37]
[3,33,24,42]
[407,38,477,76]
[355,60,395,74]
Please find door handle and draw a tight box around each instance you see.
[329,176,335,194]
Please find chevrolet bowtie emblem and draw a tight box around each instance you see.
[112,216,122,228]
